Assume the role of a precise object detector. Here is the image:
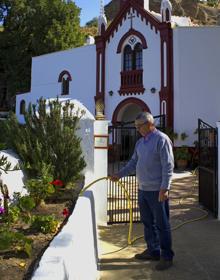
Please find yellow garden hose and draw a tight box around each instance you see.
[79,173,209,254]
[80,176,134,245]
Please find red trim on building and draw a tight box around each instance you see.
[95,0,174,128]
[58,70,72,82]
[94,36,106,113]
[117,28,148,53]
[104,0,167,43]
[112,97,150,124]
[159,25,174,129]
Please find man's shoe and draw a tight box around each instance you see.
[134,249,160,261]
[155,259,173,270]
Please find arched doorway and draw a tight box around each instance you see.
[112,97,150,126]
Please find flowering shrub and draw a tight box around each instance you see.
[0,206,5,215]
[50,179,64,188]
[62,208,69,217]
[25,164,55,206]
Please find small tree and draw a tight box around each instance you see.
[5,98,86,185]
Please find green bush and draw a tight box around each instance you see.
[24,164,55,206]
[18,196,36,212]
[5,98,86,185]
[30,215,59,234]
[0,121,8,150]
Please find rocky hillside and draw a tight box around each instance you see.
[105,0,220,25]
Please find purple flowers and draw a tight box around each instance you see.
[0,206,5,215]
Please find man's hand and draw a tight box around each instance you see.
[159,189,169,202]
[110,175,120,182]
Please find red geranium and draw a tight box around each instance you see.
[49,179,64,187]
[62,208,69,217]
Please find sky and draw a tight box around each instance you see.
[74,0,112,26]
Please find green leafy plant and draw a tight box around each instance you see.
[174,146,191,161]
[173,131,191,169]
[25,164,54,206]
[18,196,36,212]
[7,206,21,224]
[30,215,59,234]
[0,229,33,257]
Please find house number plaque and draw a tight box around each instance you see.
[94,135,108,149]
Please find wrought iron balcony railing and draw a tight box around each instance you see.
[119,69,145,96]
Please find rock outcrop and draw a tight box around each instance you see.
[105,0,220,26]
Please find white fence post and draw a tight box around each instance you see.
[216,122,220,220]
[92,120,109,225]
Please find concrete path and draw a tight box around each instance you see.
[98,173,220,280]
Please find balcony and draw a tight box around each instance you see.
[119,69,145,96]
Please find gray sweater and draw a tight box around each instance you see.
[117,129,174,191]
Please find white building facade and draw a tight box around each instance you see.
[16,0,220,145]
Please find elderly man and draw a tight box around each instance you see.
[111,112,174,271]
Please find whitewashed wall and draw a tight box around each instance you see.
[0,150,26,197]
[32,191,99,280]
[16,45,96,123]
[105,8,161,122]
[173,26,220,146]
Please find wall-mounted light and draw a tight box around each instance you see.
[150,87,156,94]
[108,90,114,96]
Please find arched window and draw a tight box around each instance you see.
[58,70,72,95]
[123,45,132,71]
[134,43,143,70]
[20,100,25,115]
[61,75,70,95]
[123,43,143,71]
[120,42,144,96]
[166,8,170,22]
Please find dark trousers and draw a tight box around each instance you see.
[138,190,174,260]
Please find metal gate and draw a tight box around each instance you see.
[198,119,218,217]
[107,115,165,224]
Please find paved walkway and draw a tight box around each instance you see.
[98,173,220,280]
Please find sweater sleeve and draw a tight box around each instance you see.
[159,137,174,190]
[117,143,138,178]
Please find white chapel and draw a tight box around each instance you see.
[16,0,220,145]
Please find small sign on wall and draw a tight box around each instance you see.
[94,135,108,149]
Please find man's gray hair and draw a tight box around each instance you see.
[135,112,154,124]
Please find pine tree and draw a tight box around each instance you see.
[5,98,86,185]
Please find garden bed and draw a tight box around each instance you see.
[0,191,78,280]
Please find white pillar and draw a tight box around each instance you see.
[144,0,149,11]
[216,122,220,220]
[92,120,109,225]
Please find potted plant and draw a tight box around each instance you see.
[173,132,191,170]
[174,145,191,170]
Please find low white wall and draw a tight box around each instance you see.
[32,190,99,280]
